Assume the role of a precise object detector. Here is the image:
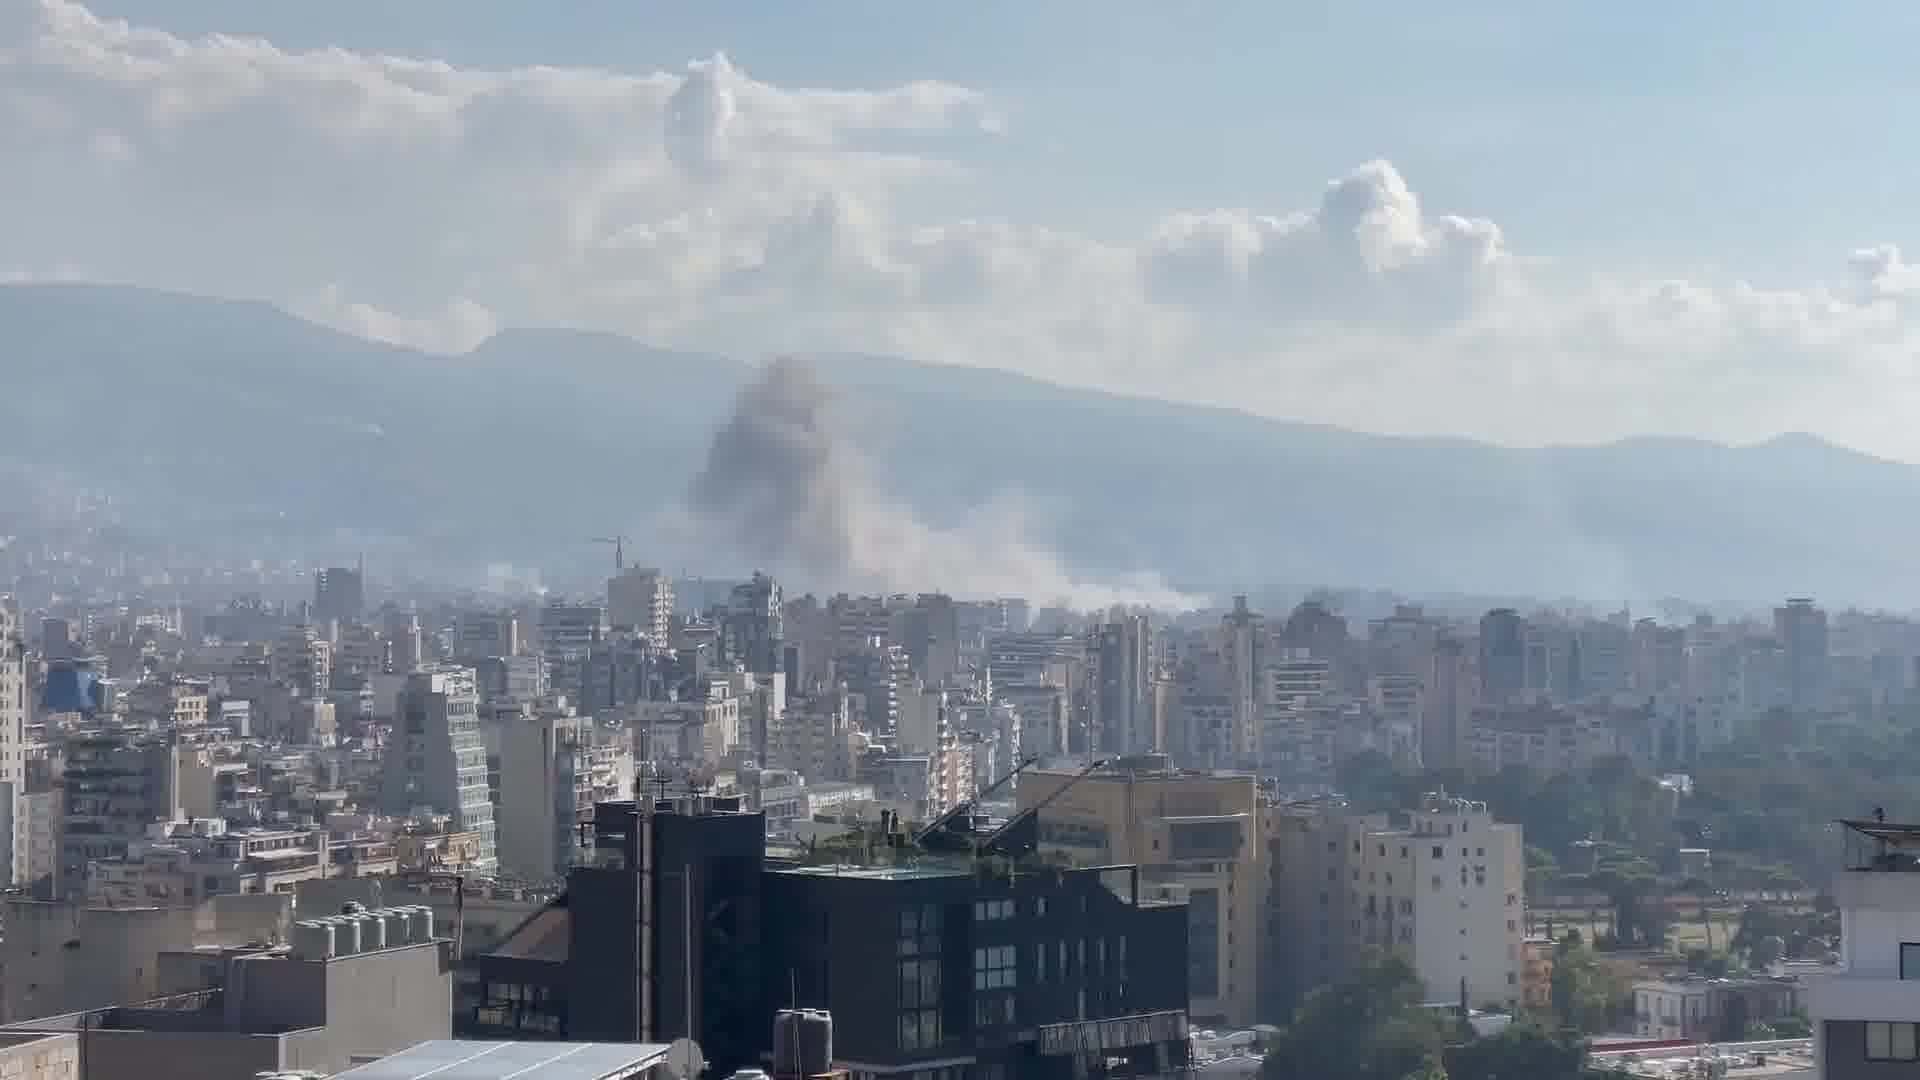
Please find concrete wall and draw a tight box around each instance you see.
[70,1028,286,1080]
[0,1033,77,1080]
[321,942,452,1071]
[225,940,451,1076]
[0,902,196,1022]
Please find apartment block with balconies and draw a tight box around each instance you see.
[1807,818,1920,1080]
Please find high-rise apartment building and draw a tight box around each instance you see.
[1021,757,1263,1027]
[0,600,25,888]
[58,732,184,898]
[1478,608,1527,706]
[1421,633,1472,770]
[608,567,673,643]
[1092,615,1156,755]
[455,609,520,661]
[1220,595,1263,760]
[1776,597,1830,711]
[312,565,365,625]
[381,667,497,871]
[269,624,332,698]
[722,572,783,675]
[496,705,633,879]
[541,602,607,706]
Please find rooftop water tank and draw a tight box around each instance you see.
[360,911,387,951]
[773,1009,833,1079]
[407,906,434,942]
[333,915,361,955]
[292,920,334,962]
[382,907,410,946]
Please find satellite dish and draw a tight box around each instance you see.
[665,1038,707,1080]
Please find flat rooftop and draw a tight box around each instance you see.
[773,861,971,881]
[333,1040,672,1080]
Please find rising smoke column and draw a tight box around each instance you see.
[688,357,1199,611]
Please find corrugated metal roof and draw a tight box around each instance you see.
[332,1040,672,1080]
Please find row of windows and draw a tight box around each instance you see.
[973,898,1016,921]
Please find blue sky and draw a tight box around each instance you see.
[12,1,1920,457]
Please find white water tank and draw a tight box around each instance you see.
[408,906,434,942]
[333,915,361,955]
[361,912,387,951]
[292,920,334,961]
[382,907,410,946]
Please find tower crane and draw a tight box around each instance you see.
[591,535,627,573]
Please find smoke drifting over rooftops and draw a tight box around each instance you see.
[688,358,1201,611]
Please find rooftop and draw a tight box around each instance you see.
[773,861,971,881]
[333,1040,672,1080]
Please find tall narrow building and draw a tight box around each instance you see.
[722,572,782,676]
[1091,614,1156,755]
[382,667,497,871]
[1478,608,1527,706]
[1775,597,1830,711]
[1220,595,1263,760]
[0,600,25,888]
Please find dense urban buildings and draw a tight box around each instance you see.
[1,536,1896,1076]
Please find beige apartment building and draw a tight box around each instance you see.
[1264,793,1525,1016]
[1018,756,1263,1027]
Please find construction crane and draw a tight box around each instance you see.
[914,754,1041,847]
[591,535,627,573]
[977,757,1109,858]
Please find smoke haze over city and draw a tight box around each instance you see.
[689,357,1200,611]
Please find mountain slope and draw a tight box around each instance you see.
[2,282,1915,608]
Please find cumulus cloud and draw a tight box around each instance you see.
[8,0,1920,459]
[1143,160,1506,327]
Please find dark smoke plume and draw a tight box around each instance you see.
[688,358,1198,610]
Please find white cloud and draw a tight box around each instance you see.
[7,1,1920,457]
[295,285,498,355]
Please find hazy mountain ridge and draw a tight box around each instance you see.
[2,282,1915,608]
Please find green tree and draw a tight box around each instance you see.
[1263,950,1450,1080]
[1450,1019,1586,1080]
[1550,940,1623,1034]
[1747,935,1785,971]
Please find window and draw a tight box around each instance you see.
[1432,846,1444,859]
[973,993,1015,1027]
[974,945,1016,990]
[1902,943,1920,980]
[899,1008,942,1052]
[973,898,1014,921]
[1868,1022,1919,1061]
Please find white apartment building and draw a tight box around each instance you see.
[608,567,673,644]
[1346,794,1525,1011]
[1807,819,1920,1080]
[496,705,634,879]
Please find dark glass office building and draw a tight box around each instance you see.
[473,797,1189,1080]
